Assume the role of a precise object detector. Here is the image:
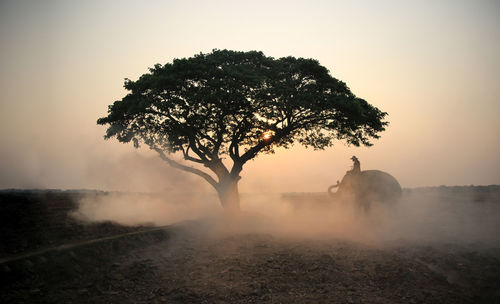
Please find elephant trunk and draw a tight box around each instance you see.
[328,183,340,198]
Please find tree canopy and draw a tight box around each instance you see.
[97,49,388,211]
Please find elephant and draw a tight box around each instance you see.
[328,159,402,211]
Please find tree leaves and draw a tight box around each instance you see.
[98,49,388,183]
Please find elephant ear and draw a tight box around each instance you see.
[360,170,402,203]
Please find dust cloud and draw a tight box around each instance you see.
[72,186,500,248]
[72,191,220,227]
[223,189,500,247]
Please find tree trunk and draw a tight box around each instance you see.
[216,177,241,214]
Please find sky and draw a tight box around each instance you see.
[0,0,499,193]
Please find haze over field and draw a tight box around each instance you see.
[1,0,499,193]
[71,189,500,247]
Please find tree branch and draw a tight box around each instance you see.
[180,144,205,164]
[240,140,270,164]
[205,158,230,181]
[187,136,211,162]
[239,124,294,165]
[153,147,218,188]
[212,118,225,156]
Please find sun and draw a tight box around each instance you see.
[262,131,273,140]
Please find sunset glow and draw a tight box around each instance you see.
[263,131,273,140]
[0,0,499,192]
[1,3,499,301]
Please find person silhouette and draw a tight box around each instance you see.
[350,156,360,174]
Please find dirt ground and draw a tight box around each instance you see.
[1,189,500,303]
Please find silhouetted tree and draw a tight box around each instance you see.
[97,50,388,213]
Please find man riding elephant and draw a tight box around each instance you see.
[349,155,361,174]
[329,156,402,211]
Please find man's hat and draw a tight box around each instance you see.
[351,156,358,160]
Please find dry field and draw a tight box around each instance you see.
[1,188,500,303]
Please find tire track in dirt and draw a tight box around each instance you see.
[0,225,170,264]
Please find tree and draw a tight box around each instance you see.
[97,50,388,213]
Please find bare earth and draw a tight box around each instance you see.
[1,190,500,303]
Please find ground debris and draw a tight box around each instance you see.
[2,190,500,303]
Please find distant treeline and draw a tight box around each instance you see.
[0,189,106,194]
[1,185,500,195]
[406,185,500,193]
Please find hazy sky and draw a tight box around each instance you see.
[1,0,499,192]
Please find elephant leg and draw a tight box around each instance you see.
[353,191,371,214]
[358,197,371,213]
